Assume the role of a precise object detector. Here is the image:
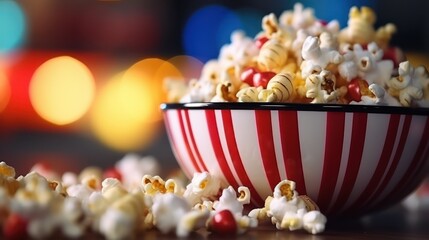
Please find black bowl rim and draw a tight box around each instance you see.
[161,102,429,115]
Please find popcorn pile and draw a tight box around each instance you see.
[0,154,326,239]
[165,4,429,107]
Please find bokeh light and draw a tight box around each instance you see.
[183,5,237,62]
[0,0,26,53]
[90,58,183,151]
[29,56,95,125]
[183,5,265,63]
[0,67,11,113]
[165,55,204,80]
[235,8,264,38]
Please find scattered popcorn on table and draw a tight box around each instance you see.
[0,157,325,238]
[249,179,327,234]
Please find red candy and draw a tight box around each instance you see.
[3,213,28,240]
[208,210,237,235]
[103,167,122,181]
[255,36,269,49]
[253,71,276,88]
[240,67,258,86]
[347,78,370,102]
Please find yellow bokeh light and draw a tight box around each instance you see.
[0,68,11,113]
[29,56,95,125]
[124,58,183,122]
[90,58,184,151]
[91,72,159,151]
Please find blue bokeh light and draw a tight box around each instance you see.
[183,5,235,63]
[0,0,26,53]
[183,5,265,63]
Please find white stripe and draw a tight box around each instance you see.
[341,113,389,211]
[328,112,353,212]
[188,110,225,179]
[215,110,242,186]
[166,110,197,175]
[371,115,427,207]
[232,110,272,200]
[181,110,205,171]
[298,111,325,199]
[271,110,287,180]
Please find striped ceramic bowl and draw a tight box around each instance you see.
[161,103,429,216]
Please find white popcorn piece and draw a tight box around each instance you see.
[99,208,135,240]
[219,30,259,70]
[339,43,393,86]
[305,70,341,103]
[351,83,400,106]
[99,191,146,240]
[183,172,222,206]
[213,186,244,215]
[60,197,88,238]
[302,210,327,234]
[61,172,78,187]
[176,209,210,237]
[237,86,262,102]
[280,208,306,231]
[115,154,160,190]
[387,61,424,106]
[300,35,343,79]
[279,3,316,31]
[66,183,95,203]
[247,179,328,234]
[151,193,191,234]
[180,77,218,103]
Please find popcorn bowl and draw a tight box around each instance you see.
[161,102,429,216]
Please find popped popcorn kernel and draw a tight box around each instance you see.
[163,3,429,108]
[0,162,16,178]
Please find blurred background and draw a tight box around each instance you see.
[1,0,429,176]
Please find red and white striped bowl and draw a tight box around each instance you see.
[161,103,429,216]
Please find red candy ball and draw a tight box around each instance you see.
[240,67,259,86]
[3,213,28,240]
[103,167,122,181]
[347,78,370,102]
[253,71,276,88]
[208,210,237,235]
[255,36,269,49]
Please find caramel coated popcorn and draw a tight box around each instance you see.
[165,4,429,108]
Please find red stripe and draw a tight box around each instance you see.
[183,110,208,171]
[255,110,281,190]
[279,111,306,195]
[332,112,367,211]
[205,110,239,187]
[344,114,400,214]
[163,111,192,178]
[221,110,265,205]
[317,112,345,211]
[377,116,429,206]
[365,115,412,209]
[177,109,202,172]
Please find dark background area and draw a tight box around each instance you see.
[1,0,429,176]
